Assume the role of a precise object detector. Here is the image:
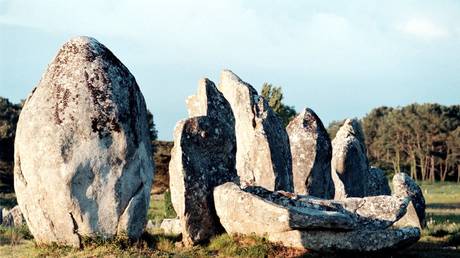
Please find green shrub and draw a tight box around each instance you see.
[164,190,176,218]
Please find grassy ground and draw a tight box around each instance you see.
[1,182,459,257]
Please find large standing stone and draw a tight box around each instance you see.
[393,173,426,227]
[331,118,369,199]
[169,78,237,245]
[218,70,293,191]
[287,108,334,198]
[14,36,154,247]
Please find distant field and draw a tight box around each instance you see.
[1,182,459,257]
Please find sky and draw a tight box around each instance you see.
[0,0,459,140]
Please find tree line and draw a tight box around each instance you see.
[328,104,460,182]
[261,84,460,182]
[0,88,459,193]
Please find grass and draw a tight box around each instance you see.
[1,181,460,257]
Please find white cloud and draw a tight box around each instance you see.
[399,18,449,40]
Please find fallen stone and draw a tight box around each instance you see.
[14,36,154,247]
[393,173,426,227]
[267,200,421,252]
[214,182,358,235]
[214,182,421,252]
[160,218,182,235]
[286,108,334,198]
[331,118,369,199]
[267,226,420,252]
[244,185,411,230]
[218,70,293,192]
[169,78,237,245]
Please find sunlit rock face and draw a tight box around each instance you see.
[214,181,421,252]
[14,36,154,247]
[218,70,293,192]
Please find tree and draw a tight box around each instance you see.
[260,83,297,127]
[326,119,345,140]
[146,110,158,142]
[0,97,22,192]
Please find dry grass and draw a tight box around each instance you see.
[1,182,460,257]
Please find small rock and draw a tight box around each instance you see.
[160,219,182,235]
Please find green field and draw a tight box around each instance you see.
[1,182,460,257]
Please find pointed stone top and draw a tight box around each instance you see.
[219,70,258,97]
[220,69,243,83]
[335,118,365,145]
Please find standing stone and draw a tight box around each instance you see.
[1,206,26,227]
[366,167,391,196]
[287,108,334,198]
[331,118,368,199]
[393,173,426,227]
[14,36,154,247]
[218,70,293,191]
[169,78,237,245]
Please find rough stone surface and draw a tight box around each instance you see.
[160,218,182,235]
[267,226,420,252]
[214,182,356,235]
[218,70,293,192]
[286,108,334,198]
[214,182,421,252]
[169,78,237,245]
[1,205,26,227]
[268,200,421,252]
[14,36,154,247]
[331,118,369,199]
[366,167,391,196]
[393,173,426,227]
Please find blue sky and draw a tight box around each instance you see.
[1,0,459,140]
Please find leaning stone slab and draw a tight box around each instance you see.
[286,108,334,198]
[331,118,369,199]
[214,182,358,235]
[244,185,411,231]
[14,36,154,247]
[267,226,420,252]
[267,201,421,252]
[393,173,426,227]
[218,70,293,192]
[169,78,237,245]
